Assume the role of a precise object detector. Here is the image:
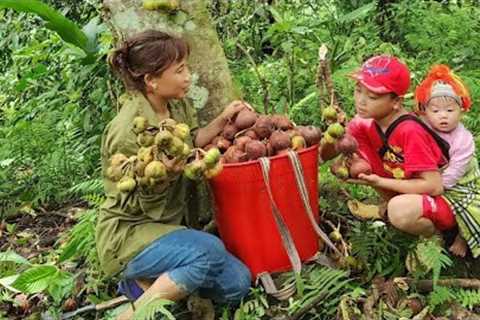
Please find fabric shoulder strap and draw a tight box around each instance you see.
[375,114,450,162]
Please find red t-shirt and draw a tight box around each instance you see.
[347,116,446,179]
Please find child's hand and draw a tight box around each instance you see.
[221,100,253,122]
[357,173,382,187]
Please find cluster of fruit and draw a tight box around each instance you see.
[106,116,223,193]
[204,107,323,163]
[320,105,372,179]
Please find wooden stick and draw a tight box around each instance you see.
[394,277,480,292]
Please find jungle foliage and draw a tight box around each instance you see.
[1,0,480,319]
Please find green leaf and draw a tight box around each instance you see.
[12,265,57,294]
[339,2,376,24]
[133,296,175,320]
[47,271,74,304]
[0,251,31,265]
[0,0,96,61]
[0,275,20,292]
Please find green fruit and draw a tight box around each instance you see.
[173,123,190,140]
[155,130,174,148]
[336,166,349,179]
[117,177,136,192]
[135,161,147,177]
[204,161,223,179]
[183,160,206,180]
[327,123,345,139]
[133,116,148,134]
[291,135,306,151]
[106,166,123,182]
[144,161,167,179]
[322,107,338,122]
[110,153,128,167]
[329,230,342,242]
[137,147,154,164]
[159,118,177,129]
[181,143,192,158]
[167,136,184,157]
[320,132,336,145]
[137,176,150,187]
[137,132,155,147]
[203,148,221,168]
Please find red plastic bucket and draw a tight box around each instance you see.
[209,145,320,279]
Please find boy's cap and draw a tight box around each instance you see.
[352,55,410,96]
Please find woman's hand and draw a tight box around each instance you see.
[220,100,253,123]
[194,101,253,147]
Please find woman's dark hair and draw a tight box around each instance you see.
[109,30,190,92]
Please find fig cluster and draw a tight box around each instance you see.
[204,108,322,164]
[106,116,223,193]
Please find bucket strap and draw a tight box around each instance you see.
[258,157,302,300]
[286,150,340,255]
[258,157,302,274]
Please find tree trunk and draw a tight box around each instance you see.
[102,0,238,125]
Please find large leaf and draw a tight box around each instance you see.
[12,265,57,294]
[0,0,97,61]
[0,251,31,265]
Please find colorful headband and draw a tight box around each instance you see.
[415,64,471,112]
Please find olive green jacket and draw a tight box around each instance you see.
[96,91,199,277]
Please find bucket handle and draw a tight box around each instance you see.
[258,157,302,300]
[286,150,340,255]
[257,151,339,300]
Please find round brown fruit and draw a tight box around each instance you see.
[222,123,239,141]
[335,134,358,154]
[271,114,293,130]
[269,130,291,151]
[245,140,267,160]
[253,115,274,139]
[215,136,232,152]
[234,109,257,130]
[223,146,247,163]
[348,156,372,178]
[233,136,252,152]
[297,126,322,146]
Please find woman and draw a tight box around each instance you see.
[96,30,251,319]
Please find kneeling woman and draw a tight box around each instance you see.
[96,30,251,319]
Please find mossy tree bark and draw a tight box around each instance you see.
[102,0,238,125]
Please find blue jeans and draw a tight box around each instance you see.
[119,229,251,304]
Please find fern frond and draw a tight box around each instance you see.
[83,193,105,207]
[415,238,452,286]
[455,289,480,310]
[58,208,97,263]
[69,178,103,196]
[132,296,175,320]
[428,286,454,309]
[288,266,350,317]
